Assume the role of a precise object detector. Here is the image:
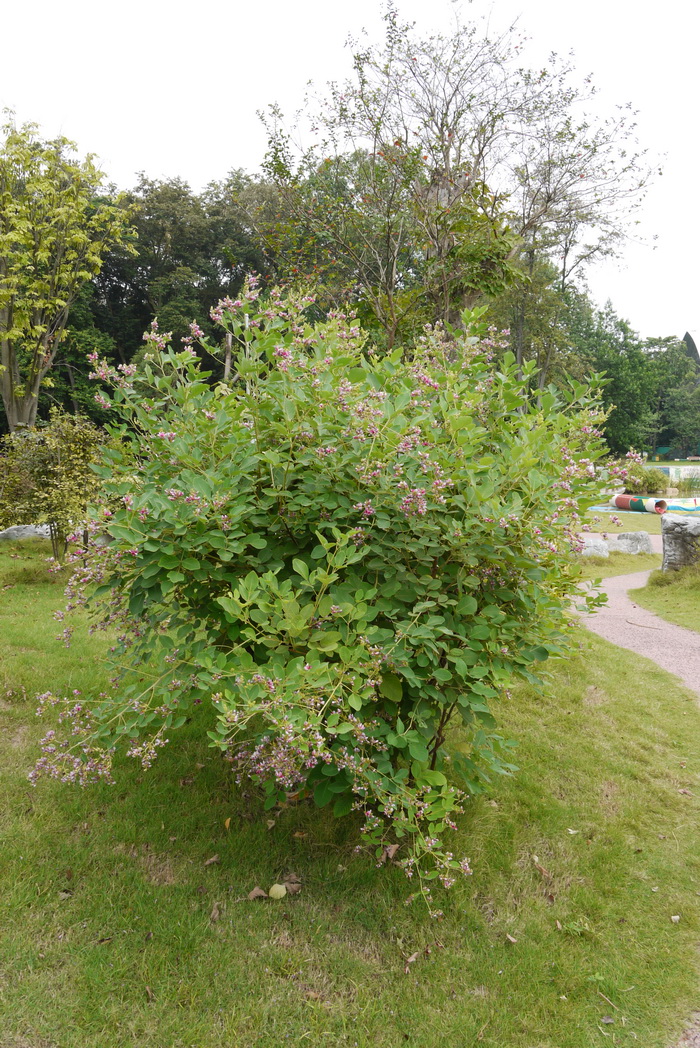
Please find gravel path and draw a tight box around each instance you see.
[582,567,700,699]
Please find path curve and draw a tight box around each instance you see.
[582,568,700,698]
[582,538,700,1047]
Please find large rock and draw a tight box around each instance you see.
[662,514,700,571]
[607,531,653,555]
[0,524,50,541]
[578,533,609,557]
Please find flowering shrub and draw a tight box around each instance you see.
[621,450,668,495]
[34,285,611,910]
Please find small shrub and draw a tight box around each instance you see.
[676,473,700,496]
[622,462,668,495]
[0,409,114,562]
[649,565,700,588]
[34,287,611,909]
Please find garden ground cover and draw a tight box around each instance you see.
[3,540,700,1048]
[631,566,700,634]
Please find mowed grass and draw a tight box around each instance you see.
[585,510,665,535]
[631,565,700,634]
[2,541,700,1047]
[578,550,661,580]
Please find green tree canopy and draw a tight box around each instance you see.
[0,117,133,431]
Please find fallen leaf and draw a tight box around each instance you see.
[284,872,302,895]
[58,890,73,900]
[248,886,268,901]
[505,934,518,944]
[145,985,155,1002]
[555,920,563,931]
[224,817,231,832]
[145,931,153,941]
[268,883,287,900]
[179,777,194,787]
[292,831,307,840]
[266,819,276,830]
[304,989,321,1001]
[210,901,222,922]
[64,868,73,881]
[378,843,400,865]
[651,886,659,892]
[532,855,552,880]
[96,937,113,944]
[404,951,420,974]
[601,1016,614,1024]
[671,914,681,923]
[204,854,220,868]
[567,828,579,835]
[678,789,693,796]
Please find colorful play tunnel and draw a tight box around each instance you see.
[609,494,668,514]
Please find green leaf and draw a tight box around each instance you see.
[379,672,403,703]
[246,535,267,549]
[408,741,430,762]
[333,795,354,818]
[456,595,478,615]
[292,558,309,580]
[313,781,335,808]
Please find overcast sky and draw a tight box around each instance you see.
[2,0,698,341]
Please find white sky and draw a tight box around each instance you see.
[2,0,698,342]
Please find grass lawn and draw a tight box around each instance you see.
[585,510,664,535]
[3,540,700,1047]
[578,550,661,580]
[631,566,700,634]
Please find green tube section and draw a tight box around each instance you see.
[610,495,667,514]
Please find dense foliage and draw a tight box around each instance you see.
[0,119,133,431]
[622,460,669,495]
[34,286,610,907]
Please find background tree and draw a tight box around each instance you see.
[255,6,526,348]
[0,118,133,431]
[0,409,114,560]
[89,174,268,364]
[258,6,649,359]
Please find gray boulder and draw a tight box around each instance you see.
[662,514,700,571]
[606,531,653,555]
[578,533,609,557]
[0,524,50,541]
